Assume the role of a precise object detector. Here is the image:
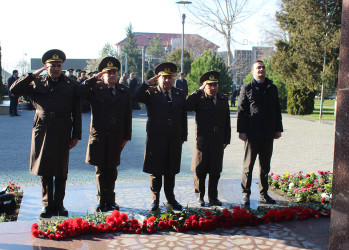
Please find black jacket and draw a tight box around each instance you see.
[237,78,283,140]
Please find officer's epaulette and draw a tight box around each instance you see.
[173,87,184,96]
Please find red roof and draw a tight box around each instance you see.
[115,32,219,49]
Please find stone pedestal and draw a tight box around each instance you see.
[329,0,349,249]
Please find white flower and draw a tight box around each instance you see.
[321,193,330,201]
[289,183,295,189]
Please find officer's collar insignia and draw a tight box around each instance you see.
[107,62,113,67]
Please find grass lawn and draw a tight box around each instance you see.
[293,99,336,121]
[229,99,336,121]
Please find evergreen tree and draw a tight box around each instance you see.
[122,23,142,80]
[166,49,194,75]
[147,35,165,59]
[145,69,155,81]
[273,0,341,115]
[187,50,232,94]
[86,42,118,71]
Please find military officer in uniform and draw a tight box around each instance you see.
[134,62,187,211]
[78,70,88,84]
[67,69,77,80]
[77,57,132,212]
[10,49,82,218]
[186,71,231,207]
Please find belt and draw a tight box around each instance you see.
[36,110,71,118]
[148,118,173,126]
[200,127,220,133]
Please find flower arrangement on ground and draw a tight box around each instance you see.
[31,205,330,240]
[0,182,23,222]
[269,171,332,205]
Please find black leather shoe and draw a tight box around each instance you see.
[259,194,276,204]
[40,206,52,218]
[96,202,106,212]
[208,198,222,206]
[151,200,159,211]
[54,206,69,216]
[105,202,119,211]
[196,198,205,207]
[167,200,183,210]
[241,195,250,205]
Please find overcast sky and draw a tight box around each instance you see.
[0,0,279,72]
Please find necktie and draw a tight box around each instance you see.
[165,91,172,106]
[109,88,114,97]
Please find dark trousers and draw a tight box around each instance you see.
[9,95,19,115]
[194,173,220,200]
[41,176,67,208]
[149,174,176,202]
[241,138,274,196]
[95,165,118,204]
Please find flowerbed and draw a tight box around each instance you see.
[0,182,23,222]
[268,171,332,206]
[31,205,330,241]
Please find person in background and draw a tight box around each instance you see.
[7,70,20,116]
[174,72,188,97]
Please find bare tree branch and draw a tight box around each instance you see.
[188,0,254,68]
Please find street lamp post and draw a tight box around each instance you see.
[319,11,334,121]
[176,1,192,73]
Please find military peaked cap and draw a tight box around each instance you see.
[154,62,177,76]
[98,57,120,72]
[200,71,220,84]
[42,49,66,64]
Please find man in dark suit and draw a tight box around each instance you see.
[10,49,82,218]
[7,70,20,116]
[134,62,187,211]
[186,71,231,207]
[77,57,132,212]
[175,72,188,96]
[127,73,140,109]
[237,60,283,205]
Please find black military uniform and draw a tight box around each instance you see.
[10,49,82,218]
[186,71,231,207]
[77,57,132,212]
[134,62,187,211]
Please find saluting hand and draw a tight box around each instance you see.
[199,82,206,90]
[94,71,108,81]
[145,75,160,86]
[32,66,47,78]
